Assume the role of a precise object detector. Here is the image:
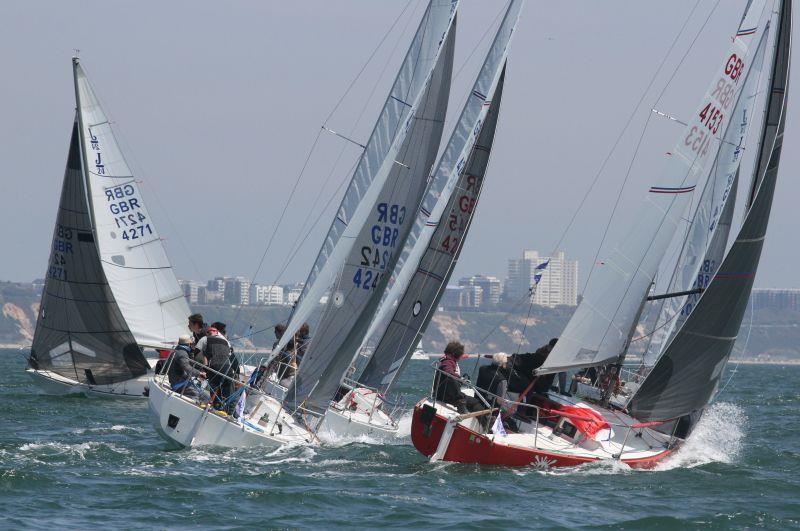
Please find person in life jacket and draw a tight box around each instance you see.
[196,326,234,408]
[434,341,484,415]
[167,335,206,396]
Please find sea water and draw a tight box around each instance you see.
[1,350,798,529]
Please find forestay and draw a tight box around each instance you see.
[74,59,190,349]
[358,0,524,395]
[643,27,769,365]
[537,1,767,375]
[30,120,147,385]
[282,2,459,415]
[629,0,791,422]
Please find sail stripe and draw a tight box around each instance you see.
[420,207,432,217]
[472,89,487,100]
[737,27,758,36]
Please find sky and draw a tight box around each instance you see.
[0,0,797,290]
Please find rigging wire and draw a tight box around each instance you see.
[229,0,418,333]
[484,0,708,364]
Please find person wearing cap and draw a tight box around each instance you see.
[167,335,206,396]
[433,341,483,415]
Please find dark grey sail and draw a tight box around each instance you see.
[28,120,147,385]
[360,68,507,394]
[628,0,791,422]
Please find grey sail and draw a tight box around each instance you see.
[628,0,791,422]
[642,24,770,365]
[536,2,767,376]
[357,0,522,395]
[29,120,147,385]
[360,68,507,394]
[284,12,457,415]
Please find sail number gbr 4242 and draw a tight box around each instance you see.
[353,202,406,291]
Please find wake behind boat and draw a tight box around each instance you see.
[26,58,191,398]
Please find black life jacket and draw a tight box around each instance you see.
[205,336,231,369]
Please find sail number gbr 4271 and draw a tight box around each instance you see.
[353,202,406,291]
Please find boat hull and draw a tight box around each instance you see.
[148,377,315,449]
[26,364,153,399]
[411,400,675,469]
[318,406,399,441]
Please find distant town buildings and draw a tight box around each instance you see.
[505,250,578,307]
[752,288,800,311]
[459,275,502,306]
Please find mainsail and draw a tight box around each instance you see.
[629,0,791,422]
[280,1,459,414]
[29,119,147,385]
[643,27,769,365]
[74,59,190,348]
[537,1,767,375]
[358,0,523,395]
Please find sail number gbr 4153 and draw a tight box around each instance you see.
[684,52,745,158]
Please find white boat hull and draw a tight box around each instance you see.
[25,359,158,399]
[317,387,400,441]
[148,377,316,449]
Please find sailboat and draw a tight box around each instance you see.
[319,0,524,440]
[26,58,192,398]
[411,0,789,468]
[149,0,459,448]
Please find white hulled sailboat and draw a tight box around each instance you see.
[27,58,191,398]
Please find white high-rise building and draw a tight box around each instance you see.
[505,250,578,307]
[249,284,285,306]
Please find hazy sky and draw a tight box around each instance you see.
[1,0,796,290]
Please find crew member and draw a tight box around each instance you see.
[167,335,205,395]
[197,326,234,408]
[434,341,483,415]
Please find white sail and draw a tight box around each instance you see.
[643,28,769,365]
[74,60,190,349]
[538,1,767,374]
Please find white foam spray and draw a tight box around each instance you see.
[655,401,746,470]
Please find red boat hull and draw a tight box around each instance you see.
[411,403,674,469]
